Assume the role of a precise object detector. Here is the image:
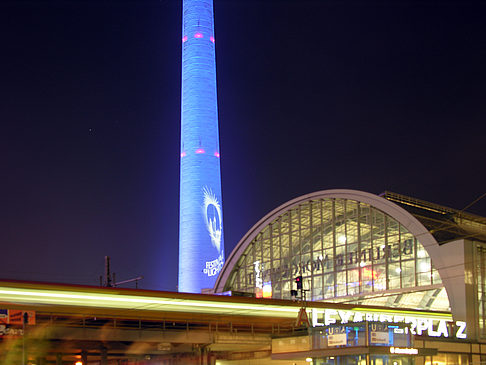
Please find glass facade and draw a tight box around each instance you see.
[423,353,470,365]
[223,198,450,311]
[313,356,414,365]
[476,243,486,339]
[312,354,470,365]
[312,322,412,349]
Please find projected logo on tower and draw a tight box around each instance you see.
[202,186,224,277]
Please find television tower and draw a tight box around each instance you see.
[179,0,225,292]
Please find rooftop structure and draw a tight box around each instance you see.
[381,191,486,244]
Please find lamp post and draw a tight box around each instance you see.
[22,312,28,365]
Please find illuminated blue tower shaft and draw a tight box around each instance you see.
[179,0,224,293]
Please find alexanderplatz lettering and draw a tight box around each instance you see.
[247,240,414,285]
[311,308,467,340]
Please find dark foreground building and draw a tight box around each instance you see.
[1,190,485,364]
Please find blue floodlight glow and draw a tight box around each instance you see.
[179,0,225,293]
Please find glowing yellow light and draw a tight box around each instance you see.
[0,287,300,318]
[390,347,418,355]
[337,234,346,244]
[0,283,453,324]
[262,282,272,298]
[75,362,83,365]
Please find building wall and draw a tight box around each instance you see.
[415,339,486,365]
[216,360,309,365]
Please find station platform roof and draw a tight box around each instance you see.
[0,279,451,324]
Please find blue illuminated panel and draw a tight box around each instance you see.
[179,0,225,293]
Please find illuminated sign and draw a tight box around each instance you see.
[455,321,467,339]
[254,261,263,289]
[326,325,347,346]
[328,333,347,346]
[0,309,35,338]
[370,331,389,344]
[246,240,414,285]
[390,347,418,355]
[311,309,467,339]
[262,282,272,298]
[0,310,35,325]
[203,252,224,277]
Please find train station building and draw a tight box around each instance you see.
[1,190,485,364]
[213,189,486,364]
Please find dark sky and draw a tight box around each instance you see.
[2,0,485,291]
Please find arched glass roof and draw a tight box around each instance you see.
[215,190,450,312]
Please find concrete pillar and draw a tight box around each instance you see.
[201,347,206,365]
[202,349,216,365]
[415,356,425,365]
[81,350,88,365]
[207,353,216,365]
[100,346,108,365]
[472,354,481,365]
[22,339,27,365]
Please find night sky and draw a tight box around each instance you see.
[2,0,486,291]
